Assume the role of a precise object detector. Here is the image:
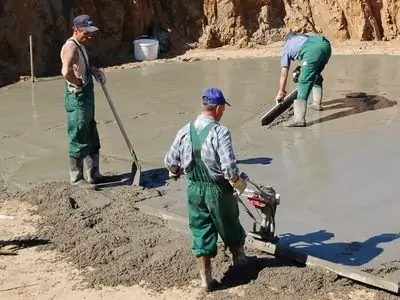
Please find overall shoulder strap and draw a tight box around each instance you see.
[189,122,217,159]
[69,39,90,79]
[198,122,217,145]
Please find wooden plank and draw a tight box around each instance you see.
[29,35,35,83]
[245,236,399,294]
[0,249,18,255]
[260,89,297,126]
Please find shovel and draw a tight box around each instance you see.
[100,83,141,186]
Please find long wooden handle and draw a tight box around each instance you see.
[100,83,139,163]
[29,35,34,83]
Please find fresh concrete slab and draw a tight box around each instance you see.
[1,55,399,280]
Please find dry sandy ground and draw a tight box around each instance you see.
[102,39,400,73]
[18,39,400,83]
[0,191,202,300]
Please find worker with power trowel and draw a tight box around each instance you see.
[60,14,107,185]
[164,88,248,292]
[275,32,332,127]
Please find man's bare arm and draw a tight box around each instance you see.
[61,43,82,87]
[279,66,289,94]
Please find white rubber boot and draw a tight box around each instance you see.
[310,85,323,111]
[84,154,104,184]
[198,256,217,292]
[69,157,84,185]
[285,99,307,127]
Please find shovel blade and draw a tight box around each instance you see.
[131,161,141,186]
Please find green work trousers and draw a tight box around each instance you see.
[297,35,332,101]
[186,121,245,258]
[64,77,100,159]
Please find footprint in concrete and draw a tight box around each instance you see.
[99,120,115,126]
[45,124,66,131]
[0,156,18,162]
[1,133,26,139]
[132,112,153,120]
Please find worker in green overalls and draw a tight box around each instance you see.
[60,15,106,185]
[164,88,248,292]
[275,32,332,127]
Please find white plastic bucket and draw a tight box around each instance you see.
[133,38,159,61]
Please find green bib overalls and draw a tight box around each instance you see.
[297,35,332,101]
[186,121,245,257]
[64,39,100,159]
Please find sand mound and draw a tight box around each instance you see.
[6,180,396,299]
[16,181,200,291]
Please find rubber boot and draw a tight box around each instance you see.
[230,246,248,267]
[83,154,104,184]
[285,99,307,127]
[69,157,84,185]
[198,256,217,292]
[310,86,323,111]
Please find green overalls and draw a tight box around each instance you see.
[186,121,245,258]
[64,39,100,159]
[297,35,332,101]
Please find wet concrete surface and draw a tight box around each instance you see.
[1,55,400,280]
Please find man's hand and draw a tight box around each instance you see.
[275,90,287,104]
[168,166,181,180]
[229,173,248,195]
[91,67,106,84]
[75,78,83,87]
[169,171,180,180]
[292,66,301,83]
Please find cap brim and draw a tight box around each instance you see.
[224,100,231,107]
[84,26,99,32]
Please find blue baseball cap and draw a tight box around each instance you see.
[73,14,99,32]
[202,88,231,106]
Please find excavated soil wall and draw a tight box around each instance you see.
[1,0,400,86]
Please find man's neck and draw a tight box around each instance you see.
[71,34,83,45]
[200,113,217,121]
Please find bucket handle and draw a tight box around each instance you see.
[134,35,153,40]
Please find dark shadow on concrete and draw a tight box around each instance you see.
[95,173,134,189]
[278,230,400,267]
[95,168,170,189]
[307,92,397,127]
[216,255,300,291]
[140,167,169,188]
[0,237,50,249]
[237,157,273,165]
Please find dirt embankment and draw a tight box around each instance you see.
[1,179,399,300]
[1,0,400,87]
